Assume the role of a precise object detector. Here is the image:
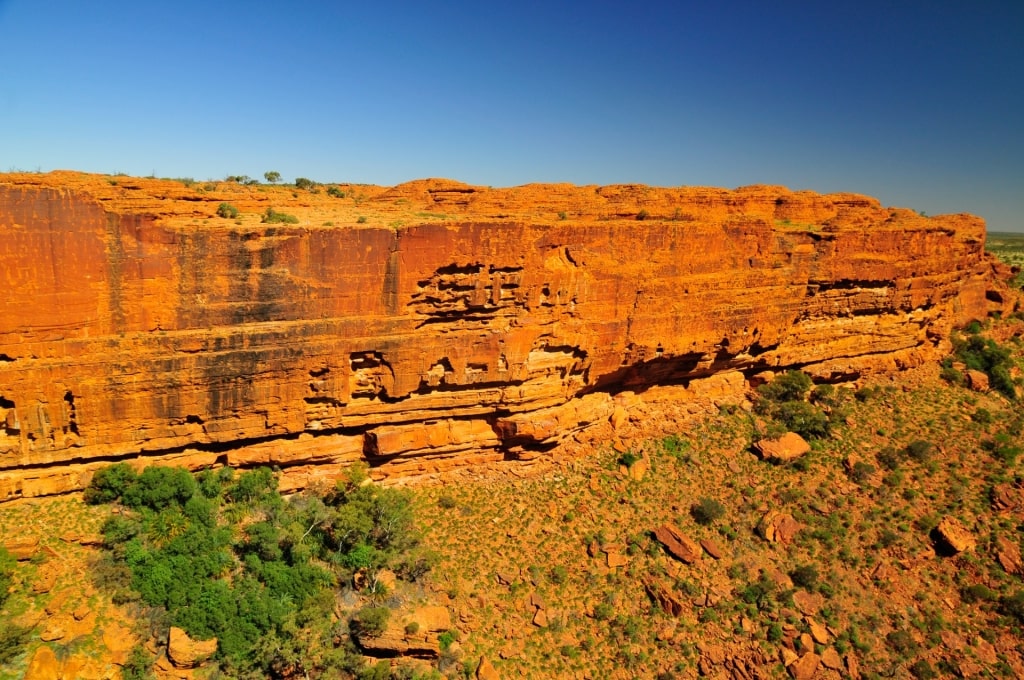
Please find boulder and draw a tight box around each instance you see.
[788,652,820,680]
[653,524,701,563]
[820,647,843,670]
[476,656,500,680]
[168,627,218,669]
[965,369,989,392]
[754,432,811,464]
[995,535,1023,575]
[757,511,801,544]
[644,579,686,617]
[24,645,60,680]
[935,516,975,553]
[3,535,39,560]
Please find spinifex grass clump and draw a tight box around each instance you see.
[84,462,431,677]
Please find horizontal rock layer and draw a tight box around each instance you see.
[0,173,1007,499]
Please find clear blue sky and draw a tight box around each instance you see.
[2,1,1022,229]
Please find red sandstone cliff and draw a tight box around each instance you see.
[0,172,1009,499]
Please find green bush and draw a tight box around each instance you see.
[352,607,390,638]
[1001,590,1024,624]
[0,547,15,607]
[910,659,937,679]
[0,623,31,665]
[952,332,1018,399]
[216,203,238,219]
[961,583,997,603]
[84,463,138,504]
[121,645,155,680]
[122,465,196,510]
[261,208,299,224]
[263,171,281,184]
[618,451,640,468]
[437,630,456,650]
[758,371,812,403]
[326,186,346,198]
[294,177,316,190]
[849,461,875,485]
[903,440,933,463]
[789,564,819,590]
[690,497,725,525]
[775,400,830,439]
[84,462,427,676]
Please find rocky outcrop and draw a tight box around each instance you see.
[0,172,1011,500]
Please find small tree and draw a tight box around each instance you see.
[295,177,316,191]
[690,497,725,525]
[216,203,239,219]
[264,171,281,184]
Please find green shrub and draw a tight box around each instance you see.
[261,207,299,224]
[121,645,155,680]
[404,621,420,635]
[758,371,812,403]
[618,451,640,468]
[0,547,15,607]
[910,659,937,679]
[437,630,456,650]
[1001,590,1024,623]
[550,565,568,584]
[356,216,368,224]
[789,564,819,590]
[216,203,238,219]
[904,440,933,463]
[0,623,31,665]
[961,583,997,603]
[326,186,346,198]
[84,462,428,677]
[263,171,281,184]
[952,332,1018,399]
[294,177,316,190]
[437,495,457,509]
[352,606,390,638]
[849,461,875,485]
[690,497,725,525]
[876,446,901,470]
[84,463,138,504]
[775,400,830,439]
[121,465,196,510]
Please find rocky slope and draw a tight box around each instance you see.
[0,172,1010,500]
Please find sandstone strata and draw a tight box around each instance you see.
[0,172,1010,499]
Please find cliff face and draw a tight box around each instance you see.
[0,173,1007,499]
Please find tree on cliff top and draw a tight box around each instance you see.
[263,171,281,184]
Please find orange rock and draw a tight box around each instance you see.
[0,172,1010,499]
[788,652,820,680]
[653,524,701,564]
[3,535,39,560]
[754,432,811,464]
[936,516,975,553]
[758,512,801,544]
[476,656,500,680]
[965,369,990,392]
[167,627,218,669]
[24,645,60,680]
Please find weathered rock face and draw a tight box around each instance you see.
[0,172,1009,499]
